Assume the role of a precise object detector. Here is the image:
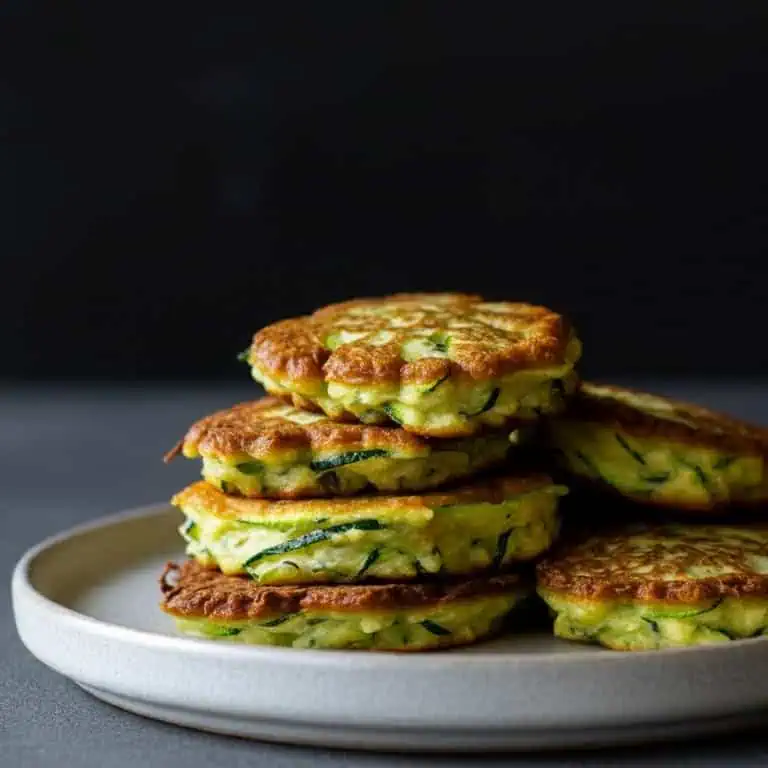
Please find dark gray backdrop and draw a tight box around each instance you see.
[5,5,767,381]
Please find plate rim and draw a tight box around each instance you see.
[14,501,768,750]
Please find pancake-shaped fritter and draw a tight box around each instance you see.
[172,474,565,584]
[547,382,768,512]
[161,560,525,651]
[244,293,581,437]
[537,523,768,651]
[166,397,515,498]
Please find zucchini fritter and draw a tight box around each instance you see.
[548,382,768,511]
[161,560,525,651]
[244,293,581,437]
[166,397,515,498]
[538,523,768,650]
[173,474,565,584]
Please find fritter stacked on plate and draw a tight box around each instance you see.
[547,382,768,511]
[537,523,768,650]
[538,383,768,650]
[161,293,577,651]
[161,293,768,653]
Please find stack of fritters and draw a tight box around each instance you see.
[161,293,578,651]
[538,383,768,650]
[161,293,768,652]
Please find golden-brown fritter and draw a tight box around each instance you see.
[161,559,522,619]
[172,475,564,583]
[253,294,572,385]
[547,382,768,511]
[165,397,513,498]
[244,293,581,436]
[537,523,768,650]
[537,523,768,602]
[160,560,526,651]
[563,383,768,455]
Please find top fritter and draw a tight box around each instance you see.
[244,293,581,437]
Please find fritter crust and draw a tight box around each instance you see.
[161,559,522,619]
[537,524,768,602]
[564,383,768,457]
[172,474,555,522]
[165,397,455,462]
[248,293,573,386]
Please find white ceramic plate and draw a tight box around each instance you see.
[12,504,768,752]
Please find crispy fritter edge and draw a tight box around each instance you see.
[171,473,556,520]
[536,529,768,602]
[160,560,522,619]
[164,397,497,463]
[560,382,768,457]
[248,294,574,385]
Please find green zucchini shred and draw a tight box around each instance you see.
[692,464,710,488]
[243,519,385,567]
[383,403,403,424]
[492,529,514,570]
[236,461,262,476]
[615,433,646,465]
[713,455,737,470]
[427,331,451,353]
[642,618,660,634]
[357,548,381,577]
[236,348,250,363]
[310,449,389,473]
[642,472,671,484]
[480,387,501,413]
[182,519,200,542]
[575,450,606,482]
[260,615,293,627]
[462,388,500,417]
[420,620,451,636]
[425,373,449,393]
[211,626,242,637]
[676,458,710,489]
[645,598,721,619]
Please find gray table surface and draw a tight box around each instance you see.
[3,380,768,768]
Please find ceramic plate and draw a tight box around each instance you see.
[12,504,768,751]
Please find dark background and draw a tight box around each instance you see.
[5,5,768,382]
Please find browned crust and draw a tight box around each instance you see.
[160,560,521,619]
[164,396,477,462]
[537,524,768,602]
[171,473,555,521]
[562,382,768,457]
[248,293,574,386]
